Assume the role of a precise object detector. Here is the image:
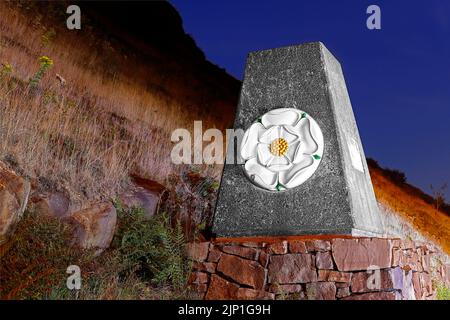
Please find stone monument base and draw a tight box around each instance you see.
[186,237,449,300]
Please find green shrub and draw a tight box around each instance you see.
[437,283,450,300]
[113,203,191,293]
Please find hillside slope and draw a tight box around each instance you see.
[0,1,239,206]
[369,160,450,254]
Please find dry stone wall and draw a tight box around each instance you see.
[186,238,450,300]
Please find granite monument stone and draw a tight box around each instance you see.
[213,42,383,238]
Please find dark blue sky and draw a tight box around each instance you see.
[171,0,450,199]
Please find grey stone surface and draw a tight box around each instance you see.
[213,42,383,238]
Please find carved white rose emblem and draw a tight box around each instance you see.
[240,108,324,191]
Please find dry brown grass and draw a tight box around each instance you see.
[369,164,450,254]
[0,2,236,205]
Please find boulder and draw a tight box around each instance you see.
[32,191,70,218]
[0,162,30,244]
[120,175,165,219]
[268,254,317,284]
[69,202,117,253]
[332,238,392,271]
[217,253,266,289]
[205,274,239,300]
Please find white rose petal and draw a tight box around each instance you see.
[285,141,300,162]
[287,118,318,154]
[244,157,278,190]
[261,108,300,127]
[257,143,273,166]
[279,156,314,187]
[240,122,266,160]
[267,156,292,172]
[279,126,299,143]
[259,126,280,144]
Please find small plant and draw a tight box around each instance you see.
[0,62,13,78]
[112,203,191,294]
[29,56,53,88]
[41,28,56,45]
[436,283,450,300]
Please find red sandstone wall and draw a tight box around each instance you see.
[186,238,450,300]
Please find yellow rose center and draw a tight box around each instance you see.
[269,138,288,156]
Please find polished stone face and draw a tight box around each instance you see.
[213,42,383,238]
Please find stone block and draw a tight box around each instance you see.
[289,240,307,253]
[306,240,331,252]
[186,242,210,262]
[268,254,317,284]
[205,275,239,300]
[267,241,288,254]
[306,282,336,300]
[217,254,266,289]
[327,271,352,283]
[207,246,222,263]
[193,261,216,274]
[222,245,259,260]
[316,251,334,269]
[332,238,392,271]
[351,267,403,293]
[336,287,351,298]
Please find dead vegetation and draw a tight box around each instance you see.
[368,159,450,255]
[0,1,237,205]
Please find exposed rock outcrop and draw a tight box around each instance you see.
[120,176,166,219]
[0,161,30,244]
[31,191,70,218]
[68,202,117,254]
